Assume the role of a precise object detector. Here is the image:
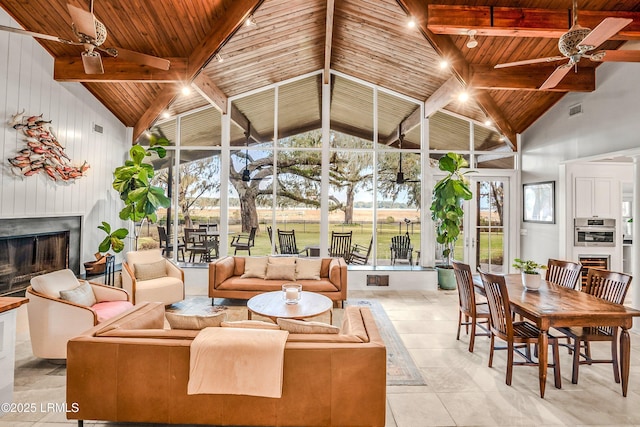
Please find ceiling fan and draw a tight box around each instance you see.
[0,1,170,74]
[391,134,419,185]
[494,0,640,90]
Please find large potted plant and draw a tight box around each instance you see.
[430,152,473,290]
[111,129,171,249]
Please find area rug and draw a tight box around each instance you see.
[167,296,426,386]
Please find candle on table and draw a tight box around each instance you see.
[286,288,299,301]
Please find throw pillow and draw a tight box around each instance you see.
[241,257,268,279]
[295,258,322,280]
[134,259,167,281]
[221,320,280,330]
[165,311,227,330]
[268,256,297,265]
[277,318,340,334]
[59,281,97,306]
[265,263,296,281]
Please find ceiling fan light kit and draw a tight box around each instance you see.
[466,29,478,49]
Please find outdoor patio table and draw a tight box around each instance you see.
[473,273,640,398]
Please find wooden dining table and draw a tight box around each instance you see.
[473,273,640,398]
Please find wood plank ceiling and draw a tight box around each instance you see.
[1,0,640,150]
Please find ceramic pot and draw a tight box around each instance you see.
[436,266,457,290]
[522,272,541,291]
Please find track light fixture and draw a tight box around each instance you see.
[215,53,224,63]
[466,29,478,49]
[245,15,257,27]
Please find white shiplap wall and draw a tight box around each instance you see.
[0,9,130,268]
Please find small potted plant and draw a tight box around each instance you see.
[512,258,547,291]
[84,222,128,274]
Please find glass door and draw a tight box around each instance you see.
[464,177,509,273]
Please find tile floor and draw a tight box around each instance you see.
[4,272,640,426]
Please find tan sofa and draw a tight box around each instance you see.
[67,302,386,426]
[209,256,348,305]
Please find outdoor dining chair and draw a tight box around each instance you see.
[479,270,562,390]
[184,228,218,262]
[157,225,185,262]
[328,231,352,262]
[559,268,632,385]
[452,261,490,352]
[230,226,257,255]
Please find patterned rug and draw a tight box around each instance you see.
[167,296,426,386]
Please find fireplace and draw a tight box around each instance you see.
[0,216,81,296]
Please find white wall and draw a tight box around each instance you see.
[0,10,130,268]
[520,61,640,263]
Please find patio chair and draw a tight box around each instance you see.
[452,261,490,352]
[479,270,562,389]
[184,228,218,262]
[328,231,352,262]
[559,268,632,385]
[157,225,185,262]
[277,229,308,256]
[230,226,257,255]
[390,233,412,265]
[349,236,373,265]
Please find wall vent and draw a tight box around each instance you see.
[92,123,104,134]
[569,104,583,117]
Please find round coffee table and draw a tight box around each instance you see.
[247,291,333,323]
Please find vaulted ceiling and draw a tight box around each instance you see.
[2,0,640,150]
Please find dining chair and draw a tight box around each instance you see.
[349,236,373,265]
[157,225,185,262]
[561,268,632,385]
[546,258,582,289]
[390,233,412,265]
[277,229,308,256]
[230,226,257,255]
[452,261,490,352]
[184,228,217,262]
[479,270,562,389]
[328,231,352,262]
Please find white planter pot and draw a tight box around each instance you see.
[522,272,541,291]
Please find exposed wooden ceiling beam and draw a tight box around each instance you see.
[132,0,264,143]
[397,0,518,149]
[330,121,374,142]
[324,0,335,84]
[53,57,188,82]
[427,5,640,39]
[192,73,228,114]
[423,76,462,118]
[381,106,422,145]
[470,65,595,92]
[230,105,263,144]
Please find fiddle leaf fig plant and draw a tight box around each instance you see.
[112,128,171,223]
[97,221,128,254]
[430,152,473,266]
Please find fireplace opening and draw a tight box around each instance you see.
[0,231,70,296]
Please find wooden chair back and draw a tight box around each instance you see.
[157,226,169,248]
[183,228,199,246]
[329,231,352,260]
[267,226,278,253]
[390,233,412,263]
[350,237,373,265]
[452,261,477,315]
[278,229,299,255]
[546,259,582,289]
[479,271,513,342]
[583,268,632,305]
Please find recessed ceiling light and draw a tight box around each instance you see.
[484,118,492,127]
[181,86,191,96]
[439,60,449,69]
[161,111,171,119]
[407,18,416,28]
[458,91,469,103]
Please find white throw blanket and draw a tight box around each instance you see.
[187,327,289,398]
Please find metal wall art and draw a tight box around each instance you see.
[7,110,90,182]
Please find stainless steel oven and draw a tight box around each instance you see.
[574,218,616,247]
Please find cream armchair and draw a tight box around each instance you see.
[122,249,185,305]
[27,269,132,359]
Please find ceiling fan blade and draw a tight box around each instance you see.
[590,49,640,63]
[67,3,97,39]
[114,48,171,70]
[539,63,573,90]
[81,51,104,74]
[578,18,633,51]
[494,56,565,69]
[0,24,78,45]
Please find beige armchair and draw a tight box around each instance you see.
[27,269,132,359]
[122,249,185,305]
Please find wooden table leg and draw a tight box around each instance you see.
[620,327,631,397]
[538,330,548,398]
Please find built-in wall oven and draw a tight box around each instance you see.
[574,218,616,247]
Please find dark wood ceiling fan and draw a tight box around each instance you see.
[392,134,419,185]
[494,0,640,90]
[0,1,170,74]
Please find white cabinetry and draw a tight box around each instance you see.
[574,177,615,218]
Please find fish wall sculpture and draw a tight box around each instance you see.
[7,111,90,182]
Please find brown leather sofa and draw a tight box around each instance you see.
[67,302,386,426]
[209,256,348,305]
